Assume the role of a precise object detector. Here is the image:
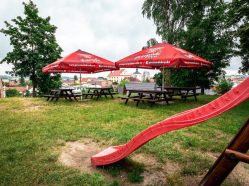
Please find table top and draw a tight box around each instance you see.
[59,88,75,91]
[127,89,169,94]
[86,87,113,90]
[164,87,201,90]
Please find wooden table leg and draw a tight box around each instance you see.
[194,89,197,101]
[136,93,143,106]
[149,93,155,107]
[54,90,60,101]
[102,90,107,98]
[65,90,73,101]
[125,91,131,104]
[108,89,114,98]
[96,90,101,99]
[85,89,90,99]
[163,93,169,105]
[70,90,78,101]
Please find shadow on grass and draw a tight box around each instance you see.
[97,158,145,183]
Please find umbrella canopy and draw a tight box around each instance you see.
[116,43,213,69]
[42,49,117,73]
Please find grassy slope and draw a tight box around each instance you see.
[0,96,248,185]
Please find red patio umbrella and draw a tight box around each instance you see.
[116,43,213,88]
[42,50,118,84]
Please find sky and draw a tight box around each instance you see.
[0,0,242,78]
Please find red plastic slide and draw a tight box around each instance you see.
[91,78,249,166]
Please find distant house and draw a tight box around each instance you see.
[80,78,112,87]
[108,69,131,83]
[6,86,27,96]
[62,79,75,86]
[131,68,143,81]
[142,71,150,81]
[9,79,19,87]
[225,75,247,87]
[80,77,98,84]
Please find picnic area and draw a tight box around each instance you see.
[1,0,249,185]
[1,96,249,185]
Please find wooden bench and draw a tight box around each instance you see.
[43,88,80,101]
[118,95,142,104]
[82,92,95,99]
[125,82,157,92]
[181,92,200,101]
[123,83,158,105]
[164,87,201,101]
[133,97,159,106]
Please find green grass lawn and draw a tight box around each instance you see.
[0,96,248,186]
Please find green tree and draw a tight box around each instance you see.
[142,0,233,89]
[229,0,249,74]
[37,73,61,95]
[142,0,190,44]
[142,38,159,50]
[153,73,162,86]
[6,89,21,97]
[1,1,62,96]
[74,75,78,84]
[19,76,26,86]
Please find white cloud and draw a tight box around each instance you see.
[0,0,161,76]
[0,62,13,75]
[0,0,241,77]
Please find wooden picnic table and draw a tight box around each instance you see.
[164,87,201,101]
[44,88,80,101]
[83,87,116,99]
[119,89,170,106]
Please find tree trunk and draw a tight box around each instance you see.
[31,70,37,97]
[32,82,37,97]
[201,87,205,95]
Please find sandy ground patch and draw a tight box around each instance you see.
[23,105,44,112]
[58,140,182,185]
[0,104,7,110]
[58,140,101,173]
[130,153,181,185]
[225,162,249,185]
[58,140,249,185]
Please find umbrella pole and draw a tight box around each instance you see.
[162,67,165,90]
[80,71,82,91]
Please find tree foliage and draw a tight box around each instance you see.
[215,79,234,94]
[0,0,62,95]
[74,75,78,81]
[6,89,21,97]
[19,76,26,86]
[142,0,191,44]
[142,38,158,50]
[142,0,233,88]
[229,0,249,74]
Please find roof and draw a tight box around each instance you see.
[108,69,130,77]
[80,78,98,82]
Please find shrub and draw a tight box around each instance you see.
[6,89,21,97]
[119,79,129,86]
[24,90,31,97]
[215,79,233,94]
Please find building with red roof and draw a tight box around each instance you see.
[6,86,27,96]
[108,69,131,83]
